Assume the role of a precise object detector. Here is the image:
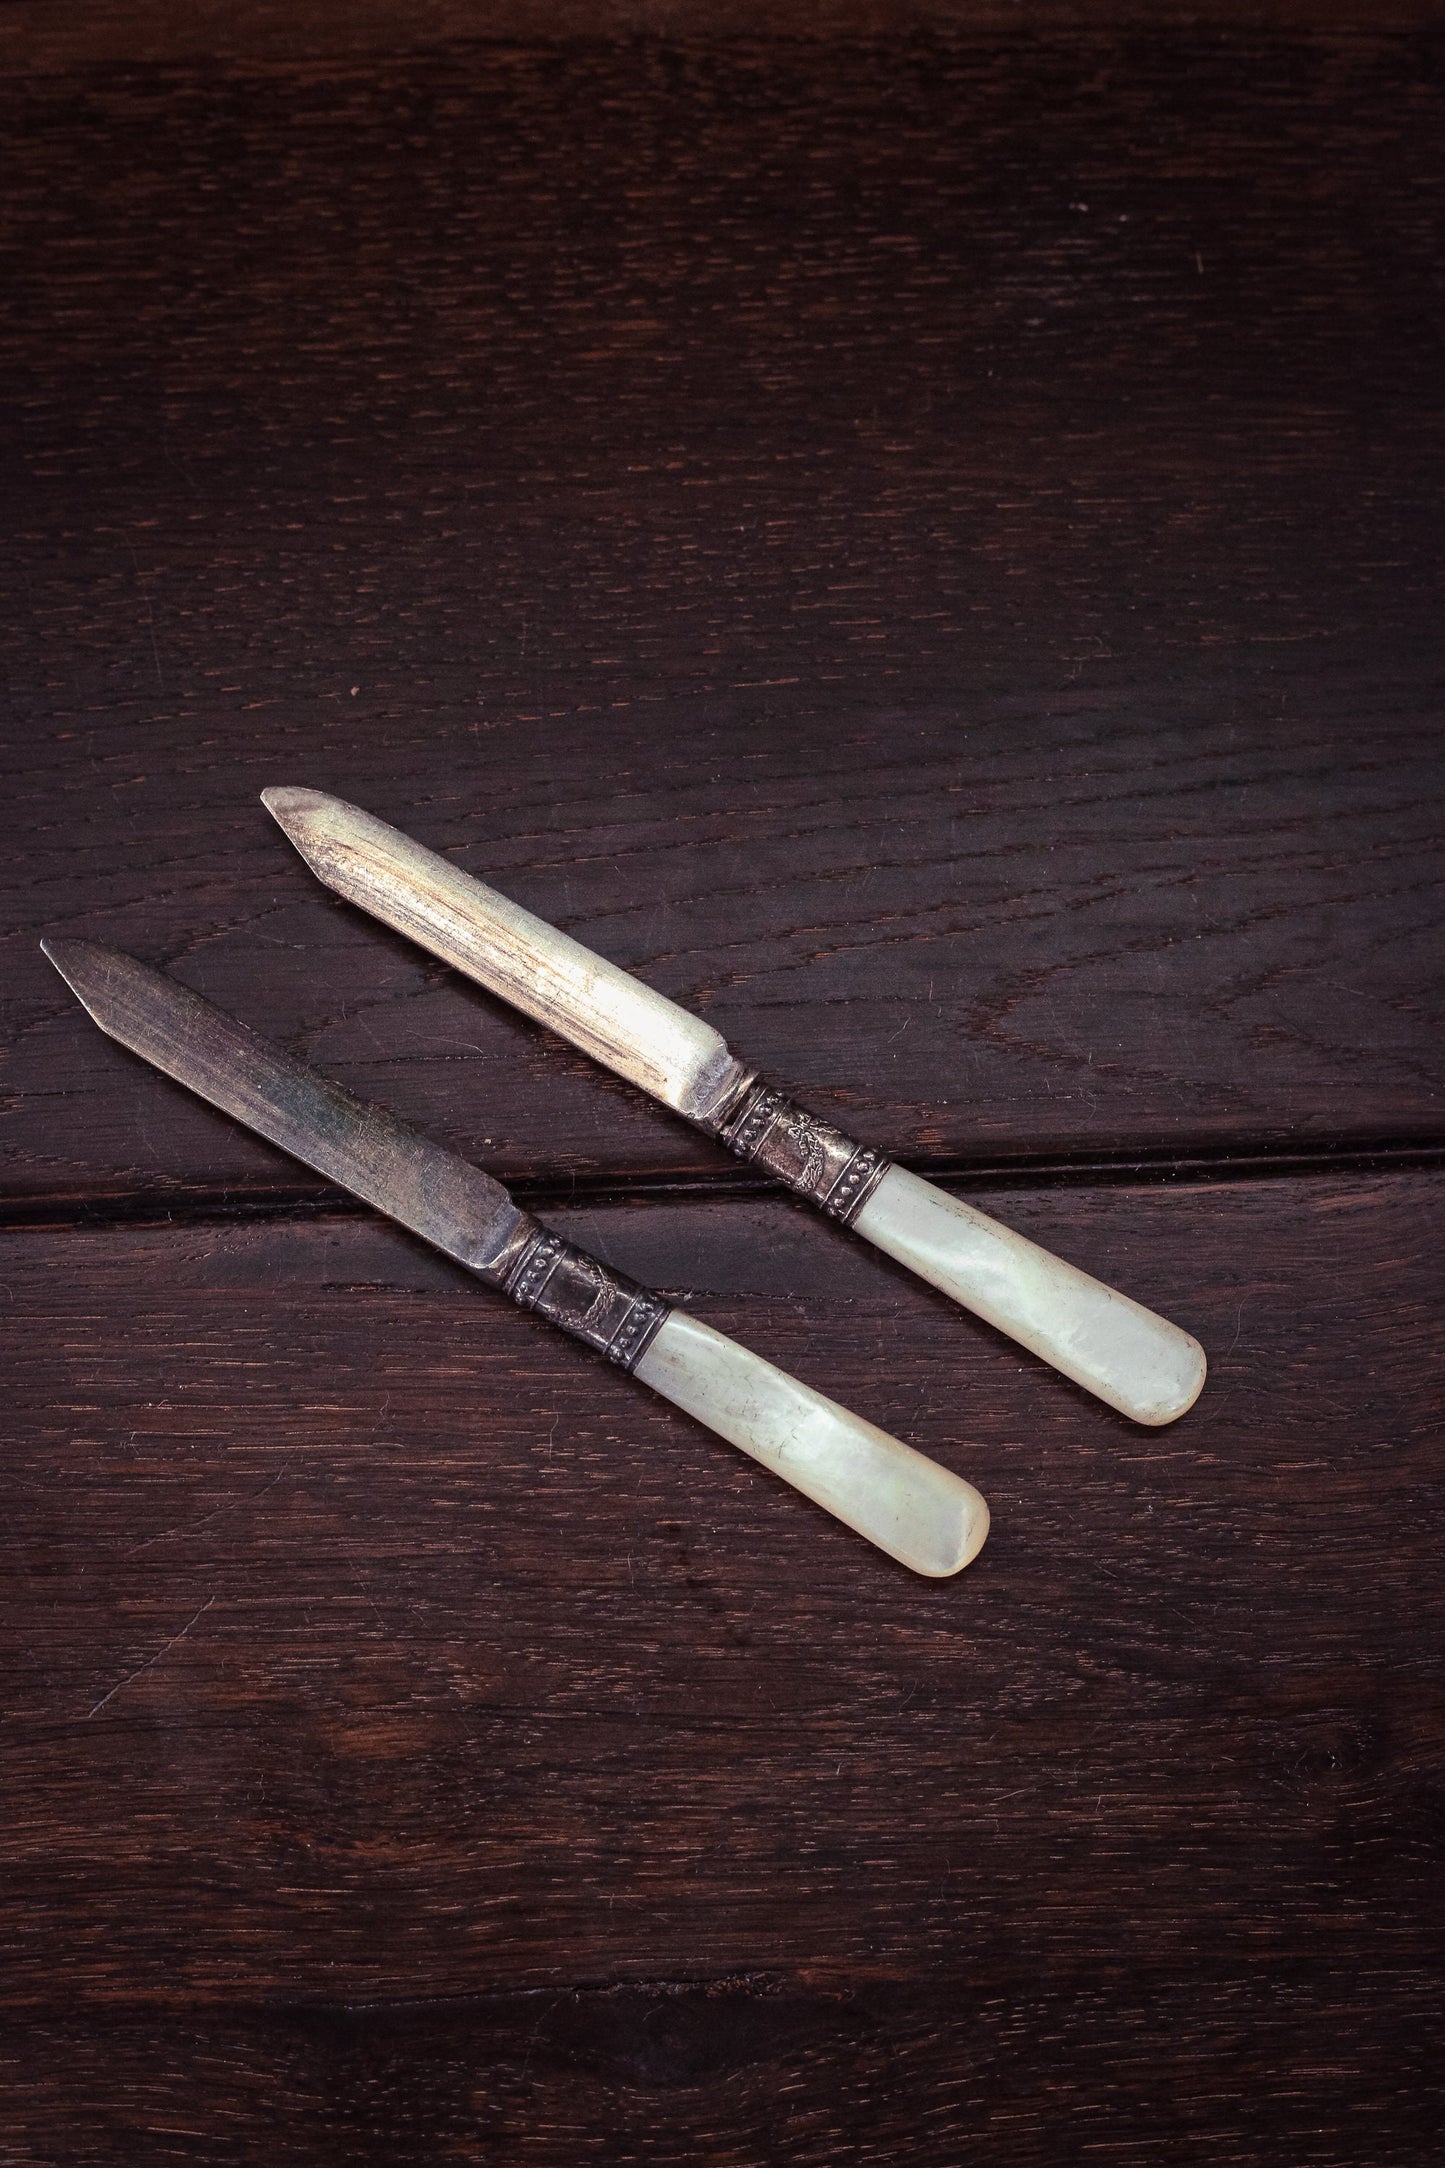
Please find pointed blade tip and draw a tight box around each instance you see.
[40,932,107,984]
[40,935,138,1032]
[261,783,334,830]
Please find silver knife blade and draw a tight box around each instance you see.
[40,938,527,1274]
[261,788,745,1122]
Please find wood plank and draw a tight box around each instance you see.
[3,1176,1439,2046]
[5,2,1440,77]
[3,32,1442,1203]
[1,1971,1439,2167]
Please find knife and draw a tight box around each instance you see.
[41,938,988,1578]
[263,788,1205,1427]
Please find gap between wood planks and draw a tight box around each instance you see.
[6,1132,1445,1234]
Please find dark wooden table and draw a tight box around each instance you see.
[3,6,1442,2160]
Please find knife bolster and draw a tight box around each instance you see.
[704,1078,890,1226]
[487,1221,671,1372]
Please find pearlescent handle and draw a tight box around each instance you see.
[854,1165,1205,1426]
[633,1310,988,1577]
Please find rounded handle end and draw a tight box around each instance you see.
[635,1310,989,1578]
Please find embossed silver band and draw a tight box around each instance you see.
[486,1222,671,1372]
[704,1077,890,1227]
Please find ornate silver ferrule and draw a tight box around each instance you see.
[703,1077,890,1226]
[488,1221,670,1372]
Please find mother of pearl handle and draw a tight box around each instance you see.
[705,1081,1205,1425]
[633,1310,989,1577]
[853,1164,1205,1426]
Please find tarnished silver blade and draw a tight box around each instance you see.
[261,787,747,1122]
[40,939,527,1274]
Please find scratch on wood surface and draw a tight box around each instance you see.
[125,1465,290,1553]
[84,1593,215,1719]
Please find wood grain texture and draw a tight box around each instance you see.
[3,20,1442,2162]
[1,1173,1441,2156]
[1,1975,1440,2167]
[3,30,1442,1204]
[6,2,1442,77]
